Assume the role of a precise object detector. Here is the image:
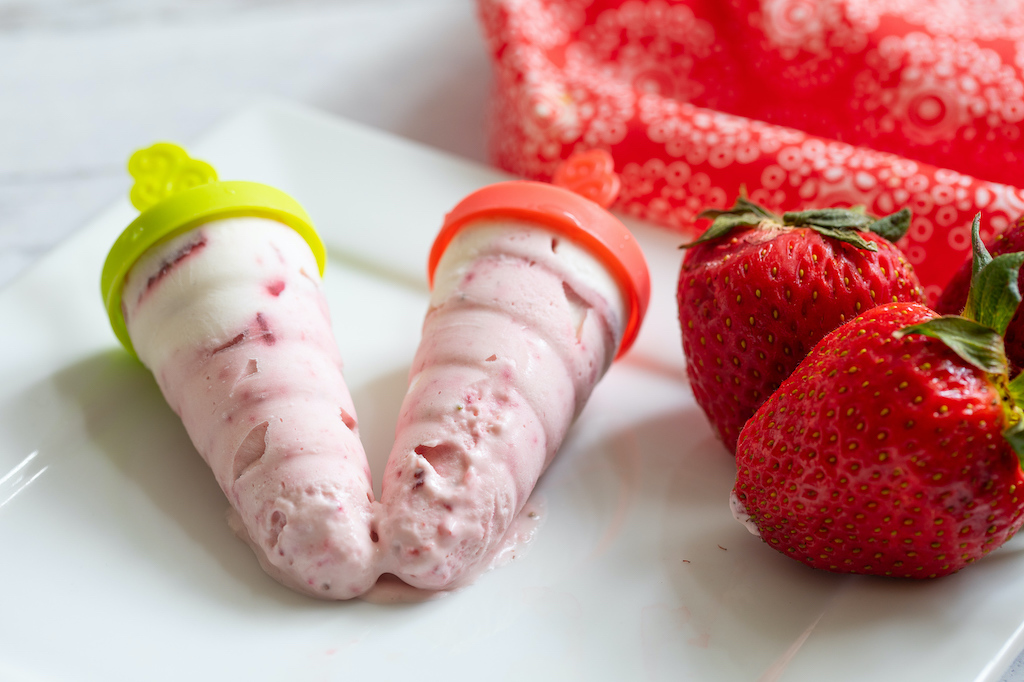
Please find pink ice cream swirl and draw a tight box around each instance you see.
[122,216,378,599]
[378,219,626,590]
[121,210,632,598]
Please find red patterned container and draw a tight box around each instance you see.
[478,0,1024,299]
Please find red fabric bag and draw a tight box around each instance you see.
[477,0,1024,299]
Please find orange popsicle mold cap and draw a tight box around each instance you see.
[428,179,651,358]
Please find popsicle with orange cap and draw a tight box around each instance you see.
[377,150,651,590]
[101,144,377,599]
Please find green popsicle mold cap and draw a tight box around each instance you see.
[101,143,325,357]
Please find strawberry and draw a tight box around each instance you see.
[677,197,924,453]
[732,215,1024,578]
[936,213,1024,375]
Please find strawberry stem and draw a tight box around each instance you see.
[682,196,911,250]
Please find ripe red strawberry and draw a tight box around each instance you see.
[732,215,1024,578]
[677,198,924,453]
[937,213,1024,374]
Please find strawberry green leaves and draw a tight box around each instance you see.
[783,206,911,250]
[962,214,1024,336]
[801,225,880,252]
[1002,419,1024,458]
[895,213,1024,462]
[699,195,776,222]
[681,196,911,250]
[967,251,1024,334]
[682,212,763,246]
[682,196,776,247]
[863,208,912,243]
[894,316,1008,374]
[897,214,1024,372]
[782,206,873,229]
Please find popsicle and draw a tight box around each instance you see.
[101,144,377,599]
[378,151,651,590]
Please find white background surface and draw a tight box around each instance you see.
[3,1,1024,680]
[0,0,489,288]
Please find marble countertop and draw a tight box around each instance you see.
[0,0,489,288]
[2,1,1022,679]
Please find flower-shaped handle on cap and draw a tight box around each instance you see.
[127,143,218,211]
[552,149,621,208]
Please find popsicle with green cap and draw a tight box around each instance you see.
[101,143,378,599]
[377,149,651,590]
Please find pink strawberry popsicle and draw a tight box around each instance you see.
[378,159,651,590]
[102,145,377,599]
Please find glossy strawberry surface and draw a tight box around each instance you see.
[734,302,1024,578]
[678,225,924,453]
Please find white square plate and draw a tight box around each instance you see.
[2,101,1023,682]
